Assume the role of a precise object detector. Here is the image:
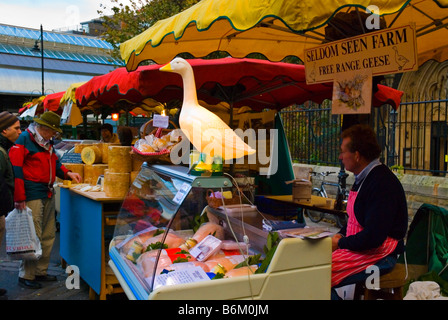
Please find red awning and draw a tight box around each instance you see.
[42,91,65,112]
[76,58,402,111]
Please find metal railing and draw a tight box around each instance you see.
[279,94,448,176]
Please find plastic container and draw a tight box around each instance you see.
[189,235,222,261]
[216,204,258,218]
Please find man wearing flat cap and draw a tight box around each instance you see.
[0,111,21,298]
[9,111,81,289]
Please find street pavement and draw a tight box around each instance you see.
[0,227,91,300]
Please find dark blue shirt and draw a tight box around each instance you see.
[338,164,408,254]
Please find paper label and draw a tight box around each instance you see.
[151,266,210,289]
[153,114,169,128]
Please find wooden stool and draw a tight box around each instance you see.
[355,263,408,300]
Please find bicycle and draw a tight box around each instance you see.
[305,170,349,228]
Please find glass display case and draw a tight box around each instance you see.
[109,164,332,300]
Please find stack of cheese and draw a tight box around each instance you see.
[104,146,131,198]
[64,142,137,198]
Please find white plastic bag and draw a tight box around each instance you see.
[5,207,42,260]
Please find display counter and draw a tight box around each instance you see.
[59,186,124,299]
[108,164,332,300]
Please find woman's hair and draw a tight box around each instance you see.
[100,123,113,134]
[118,127,134,146]
[341,124,381,161]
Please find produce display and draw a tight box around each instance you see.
[115,221,261,286]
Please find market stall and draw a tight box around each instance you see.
[58,141,142,299]
[59,52,404,300]
[108,164,332,300]
[100,0,423,301]
[59,187,124,300]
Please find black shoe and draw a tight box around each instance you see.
[35,275,57,282]
[18,277,42,289]
[0,288,7,296]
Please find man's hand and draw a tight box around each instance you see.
[67,171,82,183]
[14,201,26,211]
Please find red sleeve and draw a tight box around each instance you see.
[9,144,28,202]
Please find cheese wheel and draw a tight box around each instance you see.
[74,143,92,153]
[99,142,120,164]
[84,164,108,185]
[130,171,139,184]
[108,146,132,173]
[62,163,84,183]
[81,146,102,165]
[104,171,129,198]
[131,153,144,171]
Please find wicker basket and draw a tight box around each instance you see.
[130,119,180,164]
[206,189,241,209]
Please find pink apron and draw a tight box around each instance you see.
[331,166,398,287]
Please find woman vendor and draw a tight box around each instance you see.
[331,124,408,298]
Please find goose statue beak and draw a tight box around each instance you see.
[159,62,172,72]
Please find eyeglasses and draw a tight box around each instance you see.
[339,150,353,156]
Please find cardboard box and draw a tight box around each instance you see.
[286,179,312,203]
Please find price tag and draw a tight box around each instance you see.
[173,183,191,204]
[153,114,169,128]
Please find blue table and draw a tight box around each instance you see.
[59,187,123,299]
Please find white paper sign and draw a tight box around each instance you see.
[151,266,210,289]
[153,114,169,128]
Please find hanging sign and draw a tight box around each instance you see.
[304,24,418,84]
[332,69,372,114]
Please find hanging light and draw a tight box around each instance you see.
[111,113,119,121]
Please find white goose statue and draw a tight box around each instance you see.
[159,58,256,161]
